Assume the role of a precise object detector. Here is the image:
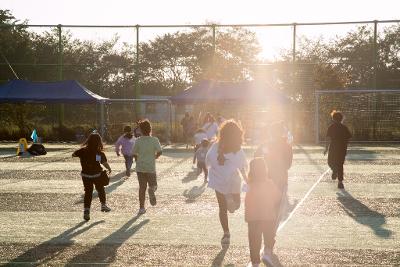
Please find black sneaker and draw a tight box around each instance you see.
[101,205,111,212]
[148,187,157,206]
[338,181,344,189]
[83,210,90,221]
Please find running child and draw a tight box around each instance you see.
[72,132,112,221]
[132,119,162,215]
[194,139,210,183]
[193,128,208,164]
[324,110,352,189]
[245,157,280,267]
[115,125,136,177]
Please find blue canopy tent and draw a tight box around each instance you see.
[0,80,107,103]
[170,80,290,105]
[0,80,108,136]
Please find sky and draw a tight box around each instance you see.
[2,0,400,59]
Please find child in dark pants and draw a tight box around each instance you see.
[324,110,352,189]
[194,139,210,182]
[132,119,162,215]
[73,133,112,221]
[245,158,280,267]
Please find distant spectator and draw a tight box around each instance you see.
[181,112,191,148]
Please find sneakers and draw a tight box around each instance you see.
[148,186,157,206]
[221,233,230,245]
[338,181,344,189]
[83,209,90,221]
[101,204,111,212]
[261,249,274,266]
[138,208,146,215]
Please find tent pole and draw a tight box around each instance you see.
[100,100,105,138]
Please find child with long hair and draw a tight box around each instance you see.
[73,132,112,221]
[245,157,280,267]
[324,110,352,189]
[115,125,136,177]
[206,120,247,245]
[132,119,162,215]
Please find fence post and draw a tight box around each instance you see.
[315,91,320,144]
[291,23,297,138]
[135,24,141,118]
[373,20,378,89]
[212,24,216,78]
[57,24,64,128]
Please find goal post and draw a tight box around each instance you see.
[315,89,400,143]
[100,99,173,144]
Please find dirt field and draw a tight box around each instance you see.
[0,143,399,266]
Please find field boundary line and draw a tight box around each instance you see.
[277,168,330,232]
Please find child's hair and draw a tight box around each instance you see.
[248,157,268,183]
[139,119,152,136]
[217,120,244,165]
[123,125,133,139]
[83,132,103,153]
[195,128,206,133]
[201,138,210,148]
[330,110,343,122]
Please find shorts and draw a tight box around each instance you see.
[137,172,157,188]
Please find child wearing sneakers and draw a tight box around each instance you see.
[324,110,352,189]
[193,128,208,164]
[73,132,112,221]
[132,119,162,215]
[245,157,280,267]
[194,139,210,183]
[115,125,136,177]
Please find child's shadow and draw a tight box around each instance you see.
[337,190,392,238]
[183,182,207,203]
[181,169,200,183]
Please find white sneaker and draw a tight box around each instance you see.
[261,252,274,267]
[137,208,146,215]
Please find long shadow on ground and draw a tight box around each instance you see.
[183,182,207,203]
[66,215,149,265]
[337,190,393,238]
[7,220,104,265]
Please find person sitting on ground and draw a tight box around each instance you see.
[132,119,162,215]
[193,128,208,164]
[245,157,280,267]
[324,110,352,189]
[115,125,136,177]
[194,138,210,183]
[72,132,112,221]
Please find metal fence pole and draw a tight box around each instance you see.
[212,24,216,78]
[373,20,378,89]
[57,24,64,128]
[135,25,141,118]
[291,23,297,137]
[315,91,320,144]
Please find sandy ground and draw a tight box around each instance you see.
[0,142,399,266]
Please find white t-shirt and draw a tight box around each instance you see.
[194,132,208,145]
[202,122,219,141]
[206,142,248,194]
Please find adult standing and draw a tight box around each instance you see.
[202,113,219,142]
[206,120,248,245]
[181,112,191,148]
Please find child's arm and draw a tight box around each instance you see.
[154,138,162,159]
[115,137,122,156]
[324,137,330,155]
[102,161,112,174]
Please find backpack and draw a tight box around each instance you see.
[28,144,47,156]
